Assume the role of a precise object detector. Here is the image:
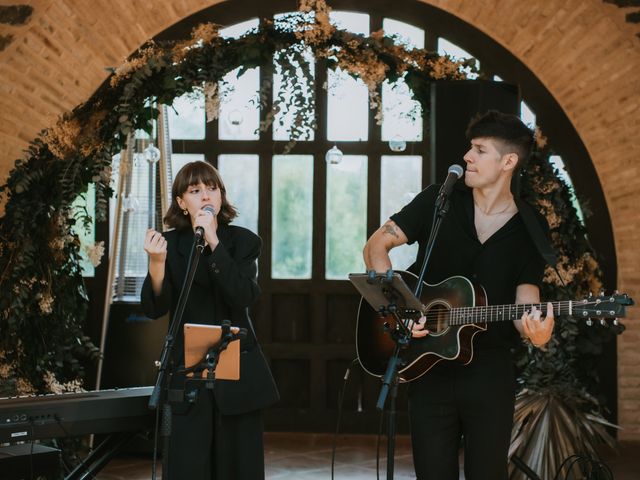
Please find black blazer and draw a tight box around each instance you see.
[141,224,279,415]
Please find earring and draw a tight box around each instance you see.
[183,209,188,216]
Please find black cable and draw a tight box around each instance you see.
[151,399,162,479]
[330,358,359,480]
[550,453,614,480]
[594,459,614,480]
[564,455,584,479]
[29,420,35,480]
[53,414,75,475]
[553,454,582,480]
[375,405,384,480]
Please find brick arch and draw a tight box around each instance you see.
[0,0,639,439]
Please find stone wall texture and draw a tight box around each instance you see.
[0,0,639,439]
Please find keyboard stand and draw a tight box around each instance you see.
[66,431,138,480]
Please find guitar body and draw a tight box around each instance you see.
[356,271,488,382]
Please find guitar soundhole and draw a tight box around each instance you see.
[424,303,450,334]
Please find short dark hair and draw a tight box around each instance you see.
[466,110,534,169]
[163,161,237,229]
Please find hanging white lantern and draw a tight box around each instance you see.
[325,145,343,165]
[144,143,161,163]
[389,135,406,152]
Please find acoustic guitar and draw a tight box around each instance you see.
[355,270,633,382]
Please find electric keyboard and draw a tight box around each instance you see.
[0,387,154,443]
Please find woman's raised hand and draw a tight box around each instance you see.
[144,229,167,263]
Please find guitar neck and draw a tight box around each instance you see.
[449,301,573,325]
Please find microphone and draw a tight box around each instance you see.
[436,164,464,207]
[194,205,216,244]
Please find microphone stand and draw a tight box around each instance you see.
[414,188,454,297]
[373,274,414,480]
[374,185,456,480]
[148,236,205,479]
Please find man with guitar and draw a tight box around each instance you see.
[363,110,554,480]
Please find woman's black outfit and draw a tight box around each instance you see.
[141,224,279,480]
[390,183,547,480]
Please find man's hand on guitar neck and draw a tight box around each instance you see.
[411,316,430,338]
[521,303,555,348]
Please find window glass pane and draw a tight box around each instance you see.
[438,38,479,80]
[381,156,422,270]
[380,20,424,142]
[382,18,425,49]
[220,18,259,39]
[326,156,368,279]
[327,68,368,141]
[72,183,96,277]
[324,12,370,142]
[330,11,369,35]
[171,154,205,177]
[549,155,585,226]
[272,155,314,279]
[169,92,205,140]
[219,67,260,140]
[273,46,315,141]
[520,101,536,128]
[382,76,423,142]
[218,154,259,233]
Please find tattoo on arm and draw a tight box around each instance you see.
[382,223,399,239]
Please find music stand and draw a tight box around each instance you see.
[349,270,423,480]
[181,321,246,388]
[349,271,423,316]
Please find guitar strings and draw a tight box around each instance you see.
[395,300,617,325]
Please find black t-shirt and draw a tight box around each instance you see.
[390,183,547,350]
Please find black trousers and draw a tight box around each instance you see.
[166,387,265,479]
[408,349,516,480]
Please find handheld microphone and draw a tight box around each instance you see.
[194,205,216,244]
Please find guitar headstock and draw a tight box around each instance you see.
[574,292,634,322]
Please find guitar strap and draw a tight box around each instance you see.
[514,197,567,287]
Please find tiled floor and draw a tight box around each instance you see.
[263,433,416,479]
[98,433,640,479]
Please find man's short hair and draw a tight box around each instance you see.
[466,110,534,169]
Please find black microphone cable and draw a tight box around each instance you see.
[151,398,162,480]
[375,405,385,480]
[53,414,73,475]
[551,453,614,480]
[330,358,360,480]
[29,420,35,480]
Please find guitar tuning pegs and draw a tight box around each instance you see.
[588,292,594,299]
[600,319,608,327]
[614,290,620,295]
[586,319,593,326]
[599,290,605,297]
[613,319,619,326]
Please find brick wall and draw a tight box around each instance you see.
[0,0,639,438]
